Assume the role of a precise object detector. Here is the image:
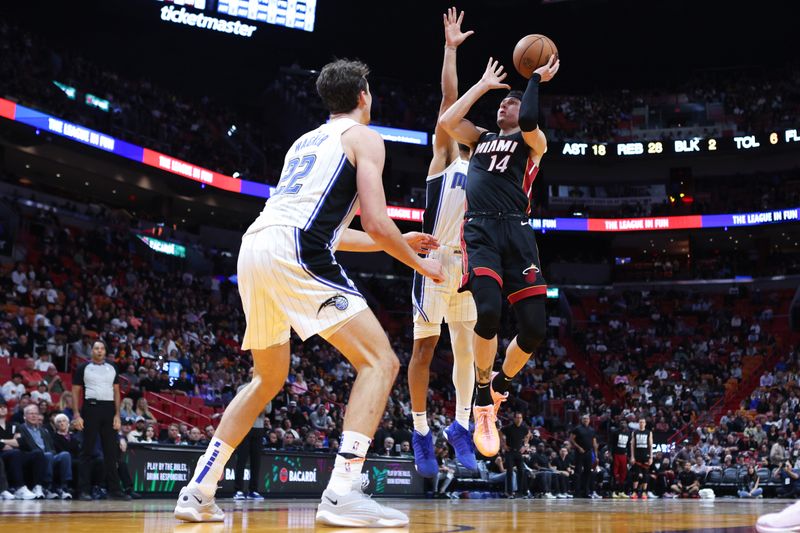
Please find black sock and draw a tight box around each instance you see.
[476,382,492,406]
[492,369,513,395]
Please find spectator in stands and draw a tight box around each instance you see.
[265,431,279,450]
[1,399,39,500]
[135,397,157,423]
[161,424,185,446]
[303,432,319,451]
[139,424,157,444]
[187,427,205,447]
[553,447,574,498]
[45,365,65,395]
[21,358,43,388]
[34,352,53,372]
[649,454,673,498]
[138,369,161,393]
[373,418,396,453]
[281,432,299,451]
[204,424,215,441]
[127,417,147,442]
[771,438,789,467]
[120,398,135,421]
[31,382,52,405]
[2,373,25,402]
[738,465,763,498]
[15,404,71,499]
[59,391,75,421]
[382,437,399,457]
[670,462,700,498]
[528,443,556,499]
[776,461,800,498]
[51,413,85,493]
[399,440,412,458]
[310,405,334,432]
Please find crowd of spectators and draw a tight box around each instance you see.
[3,18,799,205]
[0,187,798,500]
[0,20,282,184]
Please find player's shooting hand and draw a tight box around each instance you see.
[479,58,511,91]
[403,232,440,254]
[534,54,560,83]
[417,257,445,284]
[443,7,474,48]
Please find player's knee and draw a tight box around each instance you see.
[373,349,400,380]
[248,376,274,401]
[474,302,501,339]
[513,298,547,353]
[517,319,546,353]
[411,336,438,366]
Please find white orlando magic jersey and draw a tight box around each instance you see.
[245,118,361,249]
[423,157,469,248]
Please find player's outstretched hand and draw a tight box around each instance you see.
[480,57,511,91]
[443,7,474,48]
[534,54,560,83]
[417,257,445,284]
[403,232,440,254]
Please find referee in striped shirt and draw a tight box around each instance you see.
[72,340,129,500]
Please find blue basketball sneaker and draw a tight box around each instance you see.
[412,430,438,478]
[445,421,478,471]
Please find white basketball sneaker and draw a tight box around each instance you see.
[757,500,800,532]
[316,487,408,527]
[174,486,224,522]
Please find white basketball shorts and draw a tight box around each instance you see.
[238,226,368,349]
[412,246,477,339]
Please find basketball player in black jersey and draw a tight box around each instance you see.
[611,421,631,498]
[630,418,653,500]
[439,54,559,456]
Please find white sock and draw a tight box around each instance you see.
[412,411,429,436]
[327,430,370,495]
[187,437,235,498]
[455,404,471,429]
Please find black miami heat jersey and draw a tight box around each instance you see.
[633,430,651,462]
[466,130,539,214]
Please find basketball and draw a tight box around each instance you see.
[512,34,558,79]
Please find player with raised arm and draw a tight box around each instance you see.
[409,7,479,478]
[173,58,443,528]
[438,54,559,457]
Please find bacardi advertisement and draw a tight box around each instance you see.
[125,444,423,497]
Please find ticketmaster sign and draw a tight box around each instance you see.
[160,5,258,37]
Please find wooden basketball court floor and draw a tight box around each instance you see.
[0,497,783,532]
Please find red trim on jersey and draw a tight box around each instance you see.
[474,267,503,287]
[523,158,540,215]
[507,284,547,304]
[459,200,469,289]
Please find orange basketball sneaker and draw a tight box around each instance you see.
[472,404,499,456]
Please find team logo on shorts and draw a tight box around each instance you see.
[317,294,349,315]
[523,263,540,284]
